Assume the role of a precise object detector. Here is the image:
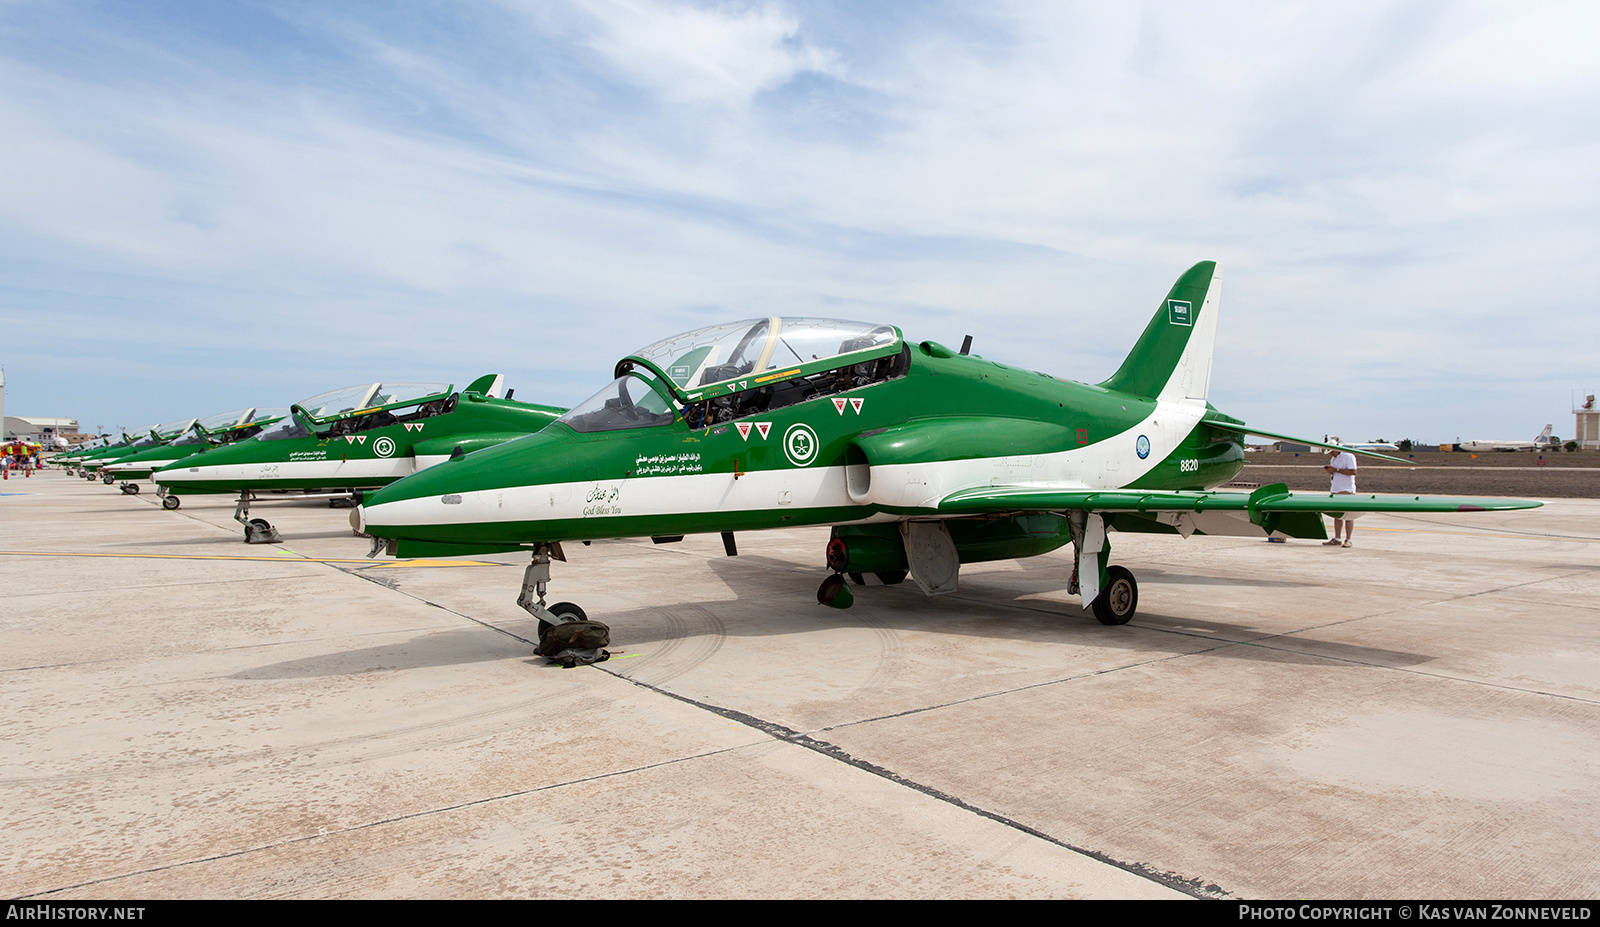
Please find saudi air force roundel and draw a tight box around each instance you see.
[1136,435,1150,459]
[783,423,819,467]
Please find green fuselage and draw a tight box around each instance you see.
[359,345,1243,553]
[154,394,565,495]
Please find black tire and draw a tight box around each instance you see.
[127,483,140,494]
[537,601,588,641]
[163,496,181,510]
[102,471,114,483]
[245,517,273,542]
[1092,566,1138,626]
[875,569,908,586]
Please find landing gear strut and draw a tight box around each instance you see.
[234,491,282,544]
[1070,511,1139,625]
[516,543,580,639]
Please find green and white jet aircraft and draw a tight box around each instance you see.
[54,435,118,473]
[59,431,144,475]
[77,421,196,480]
[102,408,289,493]
[154,374,565,541]
[354,262,1542,630]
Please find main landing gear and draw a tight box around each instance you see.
[1063,511,1138,626]
[1092,565,1138,626]
[119,482,140,494]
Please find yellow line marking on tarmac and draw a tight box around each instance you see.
[0,550,508,567]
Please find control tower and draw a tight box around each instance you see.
[1576,392,1599,450]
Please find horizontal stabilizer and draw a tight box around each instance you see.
[1201,418,1412,464]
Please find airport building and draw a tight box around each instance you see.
[0,371,79,443]
[1576,394,1599,450]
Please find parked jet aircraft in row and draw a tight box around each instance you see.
[1458,425,1560,453]
[154,374,564,541]
[353,262,1541,633]
[76,421,195,479]
[103,408,288,492]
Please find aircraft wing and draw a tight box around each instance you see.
[939,483,1542,540]
[939,484,1542,515]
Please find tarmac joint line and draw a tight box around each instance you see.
[605,666,1230,900]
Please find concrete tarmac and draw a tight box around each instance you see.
[3,472,1598,899]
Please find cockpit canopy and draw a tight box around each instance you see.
[294,383,450,422]
[628,317,900,395]
[260,382,455,442]
[560,317,905,434]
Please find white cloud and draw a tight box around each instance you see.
[577,0,837,106]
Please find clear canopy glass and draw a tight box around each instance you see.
[630,318,899,390]
[295,383,448,419]
[246,408,289,424]
[557,372,677,433]
[257,416,310,442]
[154,419,195,438]
[196,409,254,433]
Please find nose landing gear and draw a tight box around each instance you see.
[516,543,578,639]
[234,491,282,544]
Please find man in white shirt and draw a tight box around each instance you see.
[1323,446,1357,547]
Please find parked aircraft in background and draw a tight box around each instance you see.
[1458,425,1560,452]
[78,421,195,478]
[154,374,565,541]
[56,433,132,473]
[354,262,1541,636]
[103,408,288,492]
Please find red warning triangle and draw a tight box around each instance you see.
[849,398,863,414]
[736,422,753,441]
[755,422,772,439]
[832,398,847,414]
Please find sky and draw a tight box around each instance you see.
[2,0,1597,444]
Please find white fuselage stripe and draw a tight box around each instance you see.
[362,398,1212,529]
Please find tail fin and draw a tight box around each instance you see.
[1098,261,1222,402]
[463,373,505,398]
[1537,424,1553,441]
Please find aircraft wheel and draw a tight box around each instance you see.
[163,495,181,510]
[1092,566,1138,626]
[244,518,279,543]
[537,601,588,642]
[120,483,139,494]
[102,471,114,483]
